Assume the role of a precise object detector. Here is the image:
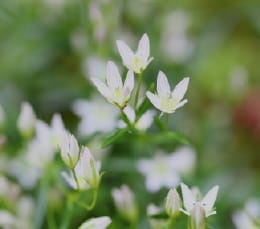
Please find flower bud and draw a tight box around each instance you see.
[112,185,138,223]
[79,216,111,229]
[59,131,80,168]
[165,188,181,218]
[17,102,36,138]
[189,203,206,229]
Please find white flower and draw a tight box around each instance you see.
[50,113,66,147]
[118,106,154,131]
[180,183,219,218]
[116,33,153,74]
[146,71,189,113]
[92,61,134,108]
[165,188,181,218]
[82,56,106,80]
[78,216,111,229]
[62,147,101,190]
[72,97,119,136]
[233,199,260,229]
[112,185,138,223]
[137,147,195,192]
[59,131,80,168]
[17,102,36,137]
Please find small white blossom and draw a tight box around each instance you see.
[112,185,138,223]
[146,71,189,113]
[165,188,181,218]
[116,33,153,74]
[17,102,36,138]
[50,113,66,147]
[72,97,119,136]
[59,131,80,168]
[79,216,111,229]
[180,183,219,218]
[118,106,154,131]
[137,147,195,192]
[92,61,134,108]
[62,147,101,190]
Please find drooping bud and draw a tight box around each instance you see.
[165,188,181,218]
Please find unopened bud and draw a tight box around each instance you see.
[189,203,206,229]
[165,188,181,218]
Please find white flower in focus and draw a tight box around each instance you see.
[79,216,111,229]
[112,185,138,223]
[180,183,219,218]
[17,102,36,138]
[92,61,134,108]
[137,147,195,192]
[146,71,189,114]
[116,33,153,74]
[62,147,101,190]
[59,131,80,168]
[72,97,119,136]
[165,188,181,218]
[118,106,154,131]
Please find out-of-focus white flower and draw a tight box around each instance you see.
[146,71,189,114]
[87,138,109,160]
[62,147,101,190]
[112,185,138,223]
[70,29,87,52]
[180,183,219,218]
[92,61,134,108]
[147,204,165,229]
[0,176,20,200]
[17,102,36,138]
[50,113,66,147]
[59,131,80,168]
[137,146,195,192]
[0,104,5,128]
[72,97,119,136]
[118,106,154,131]
[79,216,112,229]
[229,66,248,92]
[82,56,106,80]
[233,199,260,229]
[116,33,153,74]
[160,10,193,63]
[0,210,15,227]
[165,188,181,218]
[9,117,65,189]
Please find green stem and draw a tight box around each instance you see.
[76,188,98,211]
[60,199,73,229]
[119,107,133,130]
[134,71,143,109]
[72,168,80,190]
[165,113,169,131]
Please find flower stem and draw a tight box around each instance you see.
[134,71,143,109]
[76,188,99,211]
[71,168,80,190]
[119,107,133,130]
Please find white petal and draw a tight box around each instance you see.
[201,186,219,214]
[91,78,111,99]
[171,77,189,101]
[123,70,134,98]
[174,99,188,110]
[123,106,135,123]
[136,33,150,60]
[146,92,161,111]
[157,71,171,97]
[106,61,122,90]
[116,40,134,67]
[181,183,196,212]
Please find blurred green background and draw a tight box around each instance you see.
[0,0,260,228]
